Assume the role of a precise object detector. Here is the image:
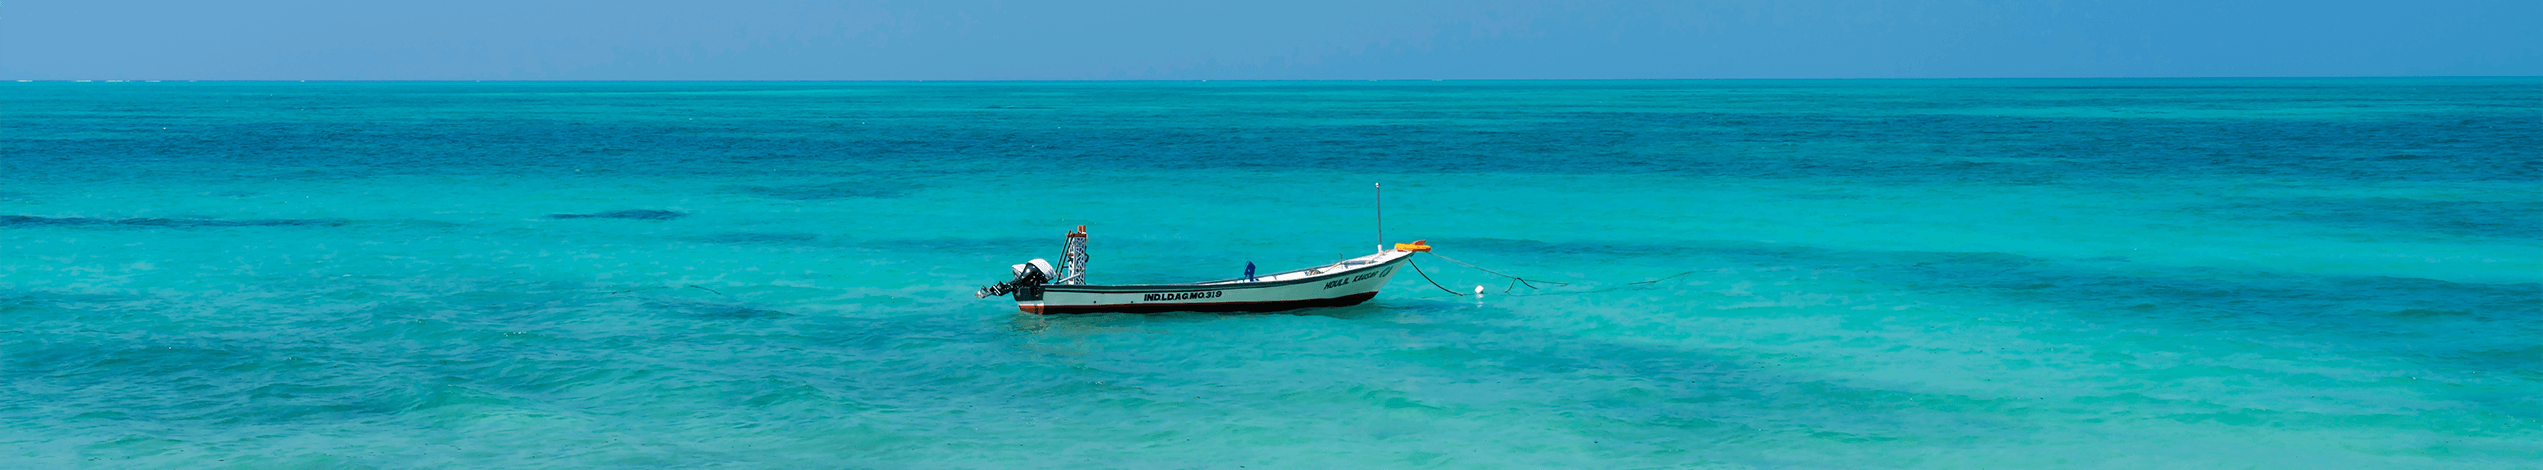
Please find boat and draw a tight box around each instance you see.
[977,226,1430,314]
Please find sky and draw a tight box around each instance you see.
[1,0,2535,80]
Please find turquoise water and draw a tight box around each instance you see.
[4,79,2539,468]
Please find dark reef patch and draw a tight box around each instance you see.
[0,215,346,228]
[644,300,792,320]
[548,210,686,220]
[727,182,912,201]
[2201,197,2543,240]
[695,232,822,244]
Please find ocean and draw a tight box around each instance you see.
[3,78,2538,468]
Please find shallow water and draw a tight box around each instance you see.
[3,78,2539,468]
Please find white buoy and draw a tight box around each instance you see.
[1475,285,1486,298]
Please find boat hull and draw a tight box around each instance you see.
[1025,291,1379,314]
[1018,251,1409,315]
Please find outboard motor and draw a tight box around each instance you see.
[976,259,1055,300]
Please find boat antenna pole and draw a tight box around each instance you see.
[1375,182,1383,253]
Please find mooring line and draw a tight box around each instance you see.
[1628,271,1698,285]
[1407,259,1469,296]
[1411,251,1708,298]
[1407,281,1682,300]
[1426,252,1571,286]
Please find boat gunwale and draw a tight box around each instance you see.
[1039,252,1410,293]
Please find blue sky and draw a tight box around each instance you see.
[2,0,2534,80]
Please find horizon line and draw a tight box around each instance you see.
[9,75,2541,84]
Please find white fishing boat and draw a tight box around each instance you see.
[977,226,1430,314]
